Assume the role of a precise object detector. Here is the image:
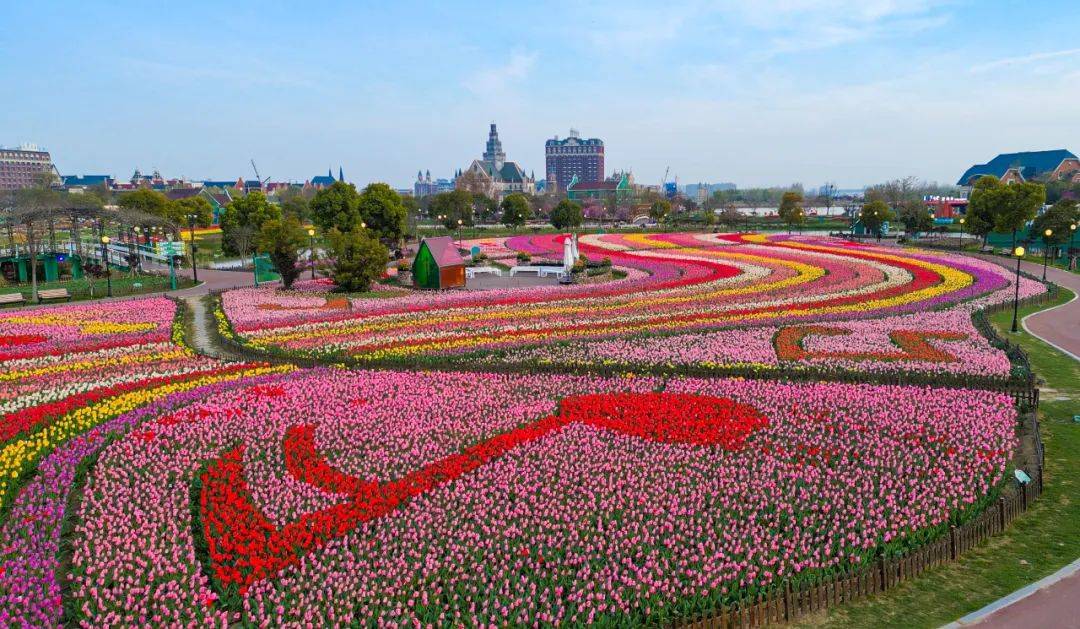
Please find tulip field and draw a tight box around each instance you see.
[223,233,1042,383]
[0,233,1046,626]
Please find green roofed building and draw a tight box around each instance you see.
[566,173,632,203]
[412,236,465,290]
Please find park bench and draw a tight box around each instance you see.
[37,288,72,303]
[0,293,26,307]
[509,266,567,279]
[465,266,502,279]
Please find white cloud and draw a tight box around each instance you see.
[969,47,1080,73]
[464,51,538,95]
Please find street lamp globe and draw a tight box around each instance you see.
[1014,246,1025,257]
[361,222,367,229]
[101,236,110,244]
[959,218,964,225]
[1044,229,1052,237]
[307,228,315,237]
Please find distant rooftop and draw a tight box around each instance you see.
[957,149,1077,185]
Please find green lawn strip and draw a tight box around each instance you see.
[795,287,1078,629]
[0,275,196,302]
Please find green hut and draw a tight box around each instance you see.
[412,236,465,289]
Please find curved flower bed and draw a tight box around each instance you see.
[43,369,1015,626]
[0,236,1041,626]
[491,309,1015,380]
[219,234,1042,382]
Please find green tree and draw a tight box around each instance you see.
[430,190,474,229]
[357,183,407,244]
[777,191,805,231]
[220,192,281,256]
[473,194,499,224]
[328,228,389,292]
[549,199,584,230]
[648,199,672,224]
[964,176,1003,245]
[118,189,171,221]
[500,193,531,229]
[278,188,311,222]
[173,196,214,227]
[996,181,1045,247]
[257,216,307,289]
[859,199,894,236]
[1031,199,1079,247]
[897,200,934,236]
[310,181,363,234]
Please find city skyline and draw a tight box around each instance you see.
[2,1,1079,189]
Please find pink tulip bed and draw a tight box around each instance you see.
[0,233,1042,626]
[33,369,1013,626]
[218,233,1042,385]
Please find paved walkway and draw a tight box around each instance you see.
[158,264,257,298]
[967,253,1080,359]
[946,255,1080,626]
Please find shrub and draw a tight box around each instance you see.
[327,228,389,292]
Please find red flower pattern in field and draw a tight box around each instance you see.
[200,392,767,592]
[774,325,967,363]
[0,334,47,348]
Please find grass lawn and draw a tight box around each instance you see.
[0,273,197,303]
[795,286,1079,628]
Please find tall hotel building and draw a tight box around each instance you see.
[544,129,604,193]
[0,144,56,190]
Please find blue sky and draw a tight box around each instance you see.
[2,1,1078,189]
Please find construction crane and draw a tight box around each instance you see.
[250,159,270,187]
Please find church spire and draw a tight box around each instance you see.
[339,166,344,182]
[483,123,506,170]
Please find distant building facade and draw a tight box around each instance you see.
[61,175,113,191]
[0,144,56,190]
[545,129,604,193]
[566,172,632,203]
[414,170,456,198]
[459,124,535,199]
[305,167,345,191]
[957,149,1080,186]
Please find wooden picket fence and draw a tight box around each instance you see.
[681,412,1045,628]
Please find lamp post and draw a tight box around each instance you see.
[186,214,199,283]
[958,218,965,251]
[100,235,113,297]
[457,218,463,248]
[307,228,316,279]
[1042,229,1053,281]
[1070,223,1078,270]
[1010,246,1024,333]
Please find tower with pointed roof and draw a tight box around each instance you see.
[482,123,506,171]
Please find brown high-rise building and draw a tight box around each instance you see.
[545,129,603,194]
[0,144,56,190]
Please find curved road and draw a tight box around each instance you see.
[949,257,1079,628]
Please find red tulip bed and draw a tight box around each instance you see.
[0,233,1039,626]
